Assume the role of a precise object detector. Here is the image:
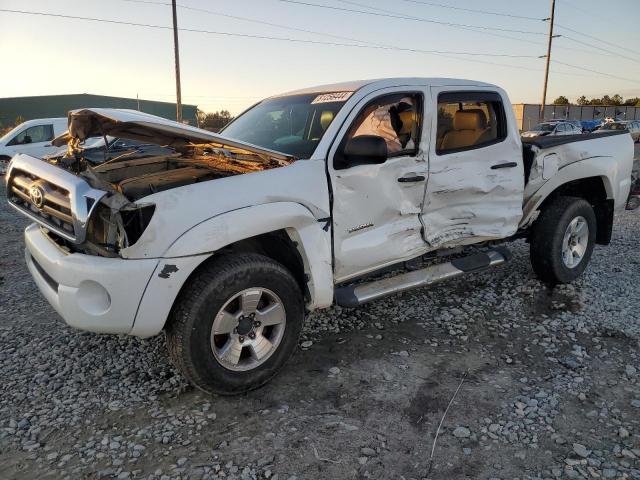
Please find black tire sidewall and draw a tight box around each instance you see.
[175,255,304,395]
[533,197,597,284]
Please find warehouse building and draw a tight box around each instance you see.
[0,94,198,129]
[513,103,640,131]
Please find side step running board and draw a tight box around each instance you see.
[335,247,511,308]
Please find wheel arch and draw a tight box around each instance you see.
[523,174,614,245]
[130,202,333,337]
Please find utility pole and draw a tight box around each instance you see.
[540,0,556,122]
[171,0,183,123]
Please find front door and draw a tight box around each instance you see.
[328,88,429,282]
[422,88,524,249]
[7,123,55,158]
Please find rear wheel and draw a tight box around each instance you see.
[530,196,597,284]
[166,253,304,395]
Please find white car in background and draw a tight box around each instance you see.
[521,121,582,138]
[0,118,67,174]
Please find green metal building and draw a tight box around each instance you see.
[0,94,198,128]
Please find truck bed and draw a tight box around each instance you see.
[522,129,628,149]
[522,130,630,184]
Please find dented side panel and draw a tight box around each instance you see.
[521,133,634,226]
[422,86,524,249]
[328,86,431,282]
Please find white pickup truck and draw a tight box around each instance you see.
[5,78,635,395]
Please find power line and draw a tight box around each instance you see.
[0,8,540,58]
[558,32,640,65]
[337,0,624,59]
[2,7,634,86]
[123,0,634,63]
[278,0,546,35]
[393,0,544,21]
[555,23,638,55]
[552,60,640,85]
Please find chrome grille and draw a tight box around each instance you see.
[5,154,107,244]
[9,171,75,235]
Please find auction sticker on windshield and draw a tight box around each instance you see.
[311,92,353,104]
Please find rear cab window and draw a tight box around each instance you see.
[436,91,507,155]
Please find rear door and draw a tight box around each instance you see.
[328,87,429,281]
[422,88,524,249]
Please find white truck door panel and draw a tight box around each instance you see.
[423,88,524,248]
[329,88,429,281]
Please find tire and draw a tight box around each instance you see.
[530,196,597,284]
[166,253,304,395]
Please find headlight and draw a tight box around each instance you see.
[86,202,155,254]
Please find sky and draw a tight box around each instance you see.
[1,0,639,115]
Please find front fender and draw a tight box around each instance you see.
[130,202,334,337]
[164,201,333,308]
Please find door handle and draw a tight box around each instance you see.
[491,162,518,169]
[398,175,426,183]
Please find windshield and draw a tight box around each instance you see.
[600,123,625,130]
[532,123,555,132]
[221,92,349,158]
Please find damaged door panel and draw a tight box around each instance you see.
[329,89,429,281]
[422,89,524,248]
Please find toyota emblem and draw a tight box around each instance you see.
[29,185,45,209]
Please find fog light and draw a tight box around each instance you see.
[76,280,111,315]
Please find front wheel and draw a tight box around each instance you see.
[530,196,597,284]
[166,253,304,395]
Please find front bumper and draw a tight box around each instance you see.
[24,224,159,334]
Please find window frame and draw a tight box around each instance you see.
[7,124,54,146]
[435,91,508,156]
[334,91,424,170]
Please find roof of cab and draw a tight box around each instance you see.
[274,77,496,97]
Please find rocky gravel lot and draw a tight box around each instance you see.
[1,169,639,480]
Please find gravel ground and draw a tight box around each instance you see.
[1,164,639,480]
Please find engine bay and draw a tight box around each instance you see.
[53,145,294,202]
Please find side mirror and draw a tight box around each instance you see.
[340,135,388,168]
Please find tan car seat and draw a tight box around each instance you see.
[320,111,334,130]
[440,110,488,150]
[311,110,335,141]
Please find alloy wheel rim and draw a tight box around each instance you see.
[210,287,286,371]
[561,215,589,269]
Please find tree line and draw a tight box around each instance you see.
[196,109,234,132]
[553,95,640,106]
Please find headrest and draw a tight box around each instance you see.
[389,102,417,135]
[453,110,487,131]
[320,111,334,130]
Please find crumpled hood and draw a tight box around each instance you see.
[51,108,293,163]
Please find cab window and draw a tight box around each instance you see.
[436,92,506,154]
[8,124,54,146]
[345,93,422,157]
